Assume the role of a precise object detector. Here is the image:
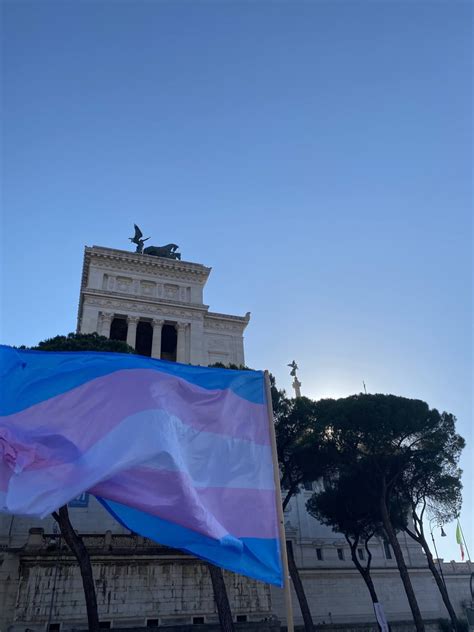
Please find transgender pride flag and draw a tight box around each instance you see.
[0,346,282,586]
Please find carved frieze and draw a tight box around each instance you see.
[86,256,208,284]
[116,276,133,292]
[164,284,179,299]
[140,281,156,297]
[84,295,204,322]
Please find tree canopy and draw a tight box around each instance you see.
[311,393,465,632]
[29,331,134,354]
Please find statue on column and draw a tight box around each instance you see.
[129,224,181,260]
[288,360,302,398]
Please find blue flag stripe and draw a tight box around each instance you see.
[0,346,264,415]
[97,497,283,587]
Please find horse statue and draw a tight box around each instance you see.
[144,244,181,260]
[129,225,181,260]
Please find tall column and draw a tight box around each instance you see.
[188,320,204,365]
[176,322,188,363]
[126,316,140,349]
[99,312,113,338]
[151,319,164,359]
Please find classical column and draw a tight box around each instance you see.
[151,319,164,359]
[99,312,114,338]
[176,322,188,363]
[292,377,302,398]
[126,316,140,349]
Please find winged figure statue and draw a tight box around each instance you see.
[288,360,298,377]
[129,224,150,253]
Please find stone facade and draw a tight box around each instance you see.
[77,246,249,366]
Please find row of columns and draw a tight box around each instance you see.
[99,312,189,361]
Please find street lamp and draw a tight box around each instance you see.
[430,521,447,590]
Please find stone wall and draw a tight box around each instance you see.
[3,531,272,632]
[2,530,472,631]
[270,564,473,627]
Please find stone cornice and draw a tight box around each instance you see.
[206,310,250,323]
[84,246,211,283]
[204,311,250,332]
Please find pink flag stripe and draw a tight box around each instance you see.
[91,466,279,540]
[0,407,274,489]
[2,368,270,449]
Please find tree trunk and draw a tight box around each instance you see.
[348,546,379,604]
[282,484,298,511]
[405,529,458,632]
[379,496,424,632]
[287,541,315,632]
[346,536,387,632]
[52,506,100,632]
[207,563,235,632]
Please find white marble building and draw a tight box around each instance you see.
[0,245,472,631]
[77,246,249,366]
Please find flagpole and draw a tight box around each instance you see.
[264,371,294,632]
[458,520,472,562]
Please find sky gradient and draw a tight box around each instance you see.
[1,1,472,563]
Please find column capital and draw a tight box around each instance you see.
[176,321,189,331]
[101,311,114,322]
[152,318,165,328]
[127,315,140,325]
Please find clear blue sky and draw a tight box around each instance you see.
[1,1,472,563]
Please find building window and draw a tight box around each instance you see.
[146,620,159,628]
[236,615,248,623]
[99,623,111,629]
[316,547,323,560]
[357,548,365,560]
[383,540,392,559]
[303,481,313,491]
[192,617,205,625]
[337,548,344,560]
[48,625,60,632]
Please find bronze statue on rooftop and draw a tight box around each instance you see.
[129,224,150,253]
[129,224,181,260]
